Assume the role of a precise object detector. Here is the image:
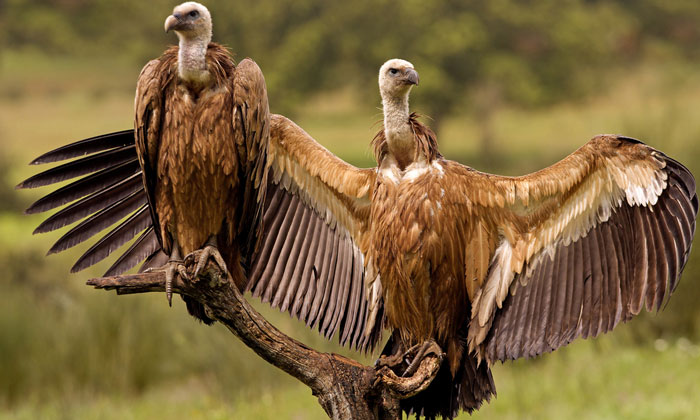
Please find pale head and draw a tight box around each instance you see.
[378,59,419,100]
[164,2,212,43]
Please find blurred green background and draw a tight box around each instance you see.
[2,0,700,419]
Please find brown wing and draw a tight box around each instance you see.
[246,114,384,351]
[15,130,156,275]
[232,58,269,257]
[450,135,697,363]
[133,55,174,258]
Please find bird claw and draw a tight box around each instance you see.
[375,352,406,370]
[374,343,421,370]
[374,341,443,380]
[402,340,442,378]
[185,245,229,280]
[160,259,188,306]
[372,365,397,388]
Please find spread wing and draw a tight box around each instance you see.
[246,114,384,351]
[454,135,697,363]
[15,130,158,276]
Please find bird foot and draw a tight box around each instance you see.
[184,244,229,282]
[372,342,444,397]
[145,259,188,306]
[402,340,442,377]
[374,343,422,370]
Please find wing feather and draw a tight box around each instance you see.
[246,115,382,351]
[47,190,146,254]
[33,171,142,233]
[306,222,336,327]
[232,58,270,257]
[287,213,321,317]
[580,235,594,339]
[17,146,137,189]
[28,130,134,165]
[24,159,140,215]
[459,136,696,363]
[18,129,155,274]
[274,205,312,310]
[104,227,160,276]
[71,205,151,272]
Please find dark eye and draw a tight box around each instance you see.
[189,10,199,18]
[389,68,398,75]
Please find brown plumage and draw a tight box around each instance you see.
[133,2,271,319]
[18,2,270,324]
[244,58,697,418]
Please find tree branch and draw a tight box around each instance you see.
[86,257,442,420]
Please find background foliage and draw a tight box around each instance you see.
[1,0,700,418]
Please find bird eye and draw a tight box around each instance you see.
[389,68,398,75]
[189,10,199,18]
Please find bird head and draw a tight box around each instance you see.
[164,2,212,43]
[379,59,419,100]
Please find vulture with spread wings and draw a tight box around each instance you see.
[17,8,698,417]
[252,59,697,418]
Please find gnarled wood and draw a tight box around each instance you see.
[86,257,441,420]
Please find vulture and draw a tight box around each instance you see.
[17,13,698,415]
[250,59,698,418]
[17,1,272,323]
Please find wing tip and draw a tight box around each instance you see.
[15,178,38,190]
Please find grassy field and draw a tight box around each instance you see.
[1,50,700,419]
[3,336,700,420]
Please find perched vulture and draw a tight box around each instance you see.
[249,59,698,418]
[17,1,272,323]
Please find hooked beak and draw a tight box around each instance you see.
[164,14,182,32]
[404,68,420,86]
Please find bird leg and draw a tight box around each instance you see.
[144,242,189,306]
[373,340,444,397]
[185,235,229,280]
[374,343,422,370]
[402,340,443,377]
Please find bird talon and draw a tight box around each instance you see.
[375,353,404,370]
[177,265,190,282]
[402,340,443,378]
[163,257,186,307]
[372,366,395,388]
[183,253,196,267]
[192,244,228,279]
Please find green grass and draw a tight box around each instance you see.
[2,50,700,419]
[3,338,699,420]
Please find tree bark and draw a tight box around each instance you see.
[86,257,442,420]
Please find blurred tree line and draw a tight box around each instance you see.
[3,0,700,150]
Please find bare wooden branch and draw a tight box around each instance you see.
[86,258,442,420]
